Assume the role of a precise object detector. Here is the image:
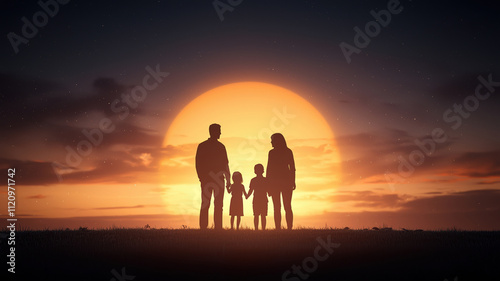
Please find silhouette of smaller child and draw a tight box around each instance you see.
[228,171,247,230]
[246,164,269,230]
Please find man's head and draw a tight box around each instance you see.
[209,123,221,139]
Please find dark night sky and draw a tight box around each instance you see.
[2,1,499,132]
[1,0,500,230]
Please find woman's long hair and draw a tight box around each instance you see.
[271,133,287,149]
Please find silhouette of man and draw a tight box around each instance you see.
[195,123,231,230]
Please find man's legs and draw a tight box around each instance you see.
[199,182,213,230]
[213,181,224,230]
[282,189,293,230]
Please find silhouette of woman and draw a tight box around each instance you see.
[266,133,296,230]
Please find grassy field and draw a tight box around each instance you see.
[3,228,500,280]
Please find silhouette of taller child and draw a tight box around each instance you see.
[266,133,296,230]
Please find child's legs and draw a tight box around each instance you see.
[236,216,241,229]
[261,215,266,230]
[230,216,235,229]
[254,215,259,230]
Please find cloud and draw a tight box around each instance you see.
[0,72,165,159]
[333,129,500,185]
[0,142,170,185]
[0,158,60,185]
[328,189,500,215]
[27,194,47,199]
[454,151,500,178]
[0,70,175,187]
[57,156,158,184]
[46,121,163,148]
[92,204,163,210]
[312,189,500,230]
[334,128,453,184]
[402,189,500,213]
[0,145,164,185]
[0,73,61,129]
[139,153,153,166]
[331,191,406,208]
[434,73,499,104]
[477,180,500,185]
[0,73,123,131]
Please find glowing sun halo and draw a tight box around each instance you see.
[161,82,341,225]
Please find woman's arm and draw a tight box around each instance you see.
[289,149,296,190]
[266,150,272,178]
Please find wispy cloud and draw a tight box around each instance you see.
[27,194,47,199]
[92,204,164,210]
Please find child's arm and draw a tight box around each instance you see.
[243,185,248,199]
[247,182,254,199]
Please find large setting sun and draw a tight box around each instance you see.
[161,82,341,227]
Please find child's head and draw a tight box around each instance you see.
[232,171,243,184]
[254,164,264,175]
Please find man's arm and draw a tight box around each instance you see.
[223,146,231,189]
[289,150,296,190]
[195,144,202,182]
[224,163,231,191]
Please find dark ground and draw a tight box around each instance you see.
[2,228,500,280]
